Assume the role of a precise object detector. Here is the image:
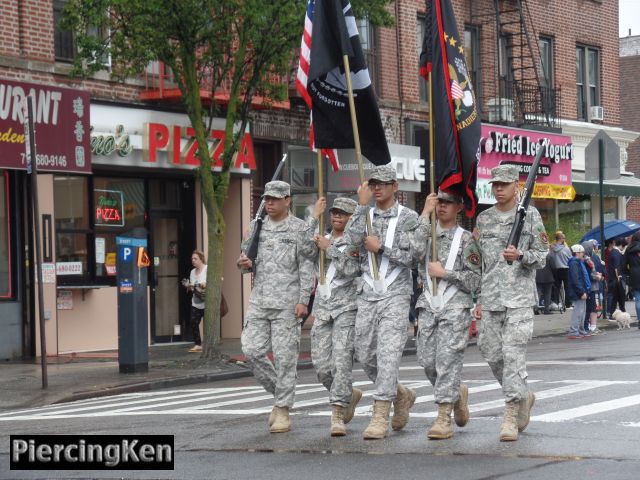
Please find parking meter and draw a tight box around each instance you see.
[116,228,150,373]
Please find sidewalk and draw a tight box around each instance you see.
[1,303,637,411]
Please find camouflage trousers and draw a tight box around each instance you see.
[241,305,301,407]
[417,307,472,403]
[311,310,357,407]
[355,294,411,401]
[478,307,534,402]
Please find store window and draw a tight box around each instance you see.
[54,176,91,283]
[94,178,145,279]
[0,171,12,299]
[558,195,591,244]
[603,197,618,223]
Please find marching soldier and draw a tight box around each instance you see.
[236,180,315,434]
[416,190,481,440]
[473,165,548,441]
[308,196,362,436]
[343,164,425,440]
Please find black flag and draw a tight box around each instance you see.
[305,0,390,166]
[420,0,481,216]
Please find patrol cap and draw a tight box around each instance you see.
[571,244,585,253]
[262,180,290,198]
[329,197,358,214]
[488,164,520,183]
[437,189,463,204]
[368,164,397,183]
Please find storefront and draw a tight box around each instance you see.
[0,78,90,359]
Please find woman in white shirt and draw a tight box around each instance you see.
[183,250,207,352]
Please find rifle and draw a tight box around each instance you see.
[243,153,288,269]
[505,144,545,265]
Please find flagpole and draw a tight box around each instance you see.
[317,150,326,287]
[427,75,439,294]
[342,54,381,283]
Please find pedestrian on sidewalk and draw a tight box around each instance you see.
[623,231,640,329]
[473,165,548,442]
[550,231,572,309]
[536,247,555,314]
[307,196,362,437]
[182,250,207,353]
[415,190,480,440]
[581,240,604,333]
[567,244,591,339]
[236,180,315,434]
[606,239,626,318]
[342,164,425,440]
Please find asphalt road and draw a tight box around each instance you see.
[1,329,639,480]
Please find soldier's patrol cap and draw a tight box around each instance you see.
[262,180,290,198]
[437,189,463,204]
[368,164,397,183]
[329,197,358,214]
[488,164,520,183]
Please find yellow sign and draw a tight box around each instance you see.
[521,183,576,201]
[137,247,151,267]
[105,252,117,266]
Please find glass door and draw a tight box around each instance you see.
[151,216,181,341]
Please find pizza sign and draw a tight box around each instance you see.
[94,189,125,227]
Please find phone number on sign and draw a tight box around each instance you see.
[20,153,67,168]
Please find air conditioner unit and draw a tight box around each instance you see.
[589,105,604,122]
[487,98,515,123]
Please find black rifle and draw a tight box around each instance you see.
[505,144,545,265]
[244,153,287,269]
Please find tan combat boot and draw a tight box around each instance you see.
[499,401,519,441]
[269,406,291,433]
[517,391,536,432]
[363,400,392,440]
[453,383,470,427]
[427,403,454,440]
[343,388,363,424]
[268,406,276,427]
[392,384,417,431]
[330,405,347,437]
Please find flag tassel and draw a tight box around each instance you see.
[342,54,383,293]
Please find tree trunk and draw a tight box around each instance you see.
[202,202,226,359]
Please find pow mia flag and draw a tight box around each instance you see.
[306,0,390,166]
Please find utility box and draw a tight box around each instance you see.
[116,229,150,373]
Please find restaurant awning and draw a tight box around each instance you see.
[572,171,640,197]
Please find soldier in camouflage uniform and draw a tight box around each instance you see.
[237,180,315,434]
[416,190,481,440]
[342,164,426,440]
[308,196,362,437]
[473,165,548,441]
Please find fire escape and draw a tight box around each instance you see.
[471,0,560,130]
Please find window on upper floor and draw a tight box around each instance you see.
[539,37,554,89]
[54,0,75,62]
[356,17,379,96]
[464,25,480,106]
[417,16,427,104]
[576,45,600,121]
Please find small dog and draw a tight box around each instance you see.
[611,309,631,330]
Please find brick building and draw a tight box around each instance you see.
[0,0,638,359]
[620,34,640,222]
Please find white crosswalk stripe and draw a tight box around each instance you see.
[1,379,639,427]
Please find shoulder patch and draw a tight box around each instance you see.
[467,252,481,266]
[539,231,549,244]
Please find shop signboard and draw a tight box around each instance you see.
[0,79,91,174]
[476,124,575,204]
[94,189,125,227]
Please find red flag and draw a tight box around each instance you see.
[420,0,481,217]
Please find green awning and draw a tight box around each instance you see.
[572,171,640,197]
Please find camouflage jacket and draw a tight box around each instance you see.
[475,205,548,310]
[306,218,360,320]
[343,202,425,301]
[415,218,481,313]
[241,214,315,309]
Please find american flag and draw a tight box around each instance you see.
[451,79,464,100]
[296,0,340,171]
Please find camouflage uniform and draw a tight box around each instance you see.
[475,168,548,403]
[416,207,481,403]
[240,181,315,408]
[343,167,426,401]
[308,198,361,407]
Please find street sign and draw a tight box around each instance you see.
[585,130,620,181]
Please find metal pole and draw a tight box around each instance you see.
[427,74,438,293]
[23,96,48,389]
[317,150,326,286]
[342,54,380,282]
[599,138,606,317]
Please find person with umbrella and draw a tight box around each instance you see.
[623,232,640,329]
[605,238,627,319]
